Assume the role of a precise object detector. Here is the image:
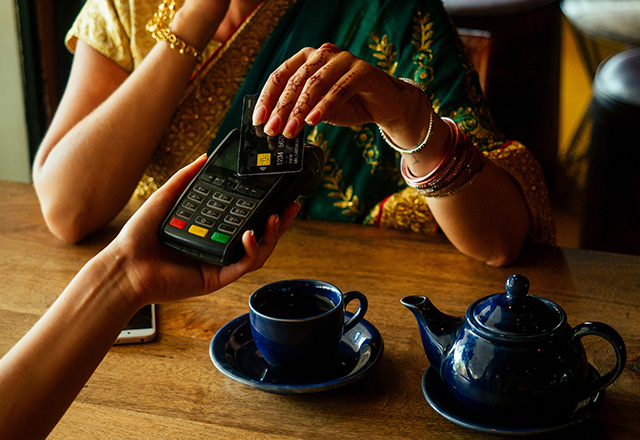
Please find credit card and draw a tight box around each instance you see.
[237,94,304,176]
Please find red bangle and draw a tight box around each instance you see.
[400,118,485,198]
[400,117,457,186]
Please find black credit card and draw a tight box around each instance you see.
[237,94,304,176]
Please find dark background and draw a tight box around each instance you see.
[16,0,85,162]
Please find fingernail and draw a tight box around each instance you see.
[253,105,267,125]
[305,108,322,126]
[264,115,281,136]
[283,118,298,138]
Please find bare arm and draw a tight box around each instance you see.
[32,1,231,243]
[0,155,299,439]
[254,44,529,266]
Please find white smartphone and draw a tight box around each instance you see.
[115,304,157,344]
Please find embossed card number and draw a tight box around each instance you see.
[237,94,304,176]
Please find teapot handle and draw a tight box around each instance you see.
[570,321,627,396]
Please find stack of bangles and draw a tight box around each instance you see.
[399,117,485,198]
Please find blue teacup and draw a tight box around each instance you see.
[249,279,368,372]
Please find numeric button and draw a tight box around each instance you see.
[236,199,256,210]
[207,200,228,212]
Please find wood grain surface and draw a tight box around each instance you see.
[1,180,638,439]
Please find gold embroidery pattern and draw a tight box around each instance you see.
[307,127,364,218]
[350,125,403,186]
[411,11,435,86]
[350,125,381,173]
[369,33,397,76]
[446,107,505,151]
[367,187,436,233]
[487,142,556,245]
[135,0,297,198]
[365,9,437,232]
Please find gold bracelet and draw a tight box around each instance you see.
[146,0,202,63]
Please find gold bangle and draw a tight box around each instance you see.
[146,0,202,63]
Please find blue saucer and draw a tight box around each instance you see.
[209,313,383,394]
[421,365,604,436]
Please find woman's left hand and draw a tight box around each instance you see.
[253,43,432,150]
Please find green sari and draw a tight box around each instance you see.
[67,0,555,244]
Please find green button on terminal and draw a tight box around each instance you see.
[211,232,231,244]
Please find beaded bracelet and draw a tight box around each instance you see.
[146,0,202,63]
[400,118,485,198]
[378,78,434,155]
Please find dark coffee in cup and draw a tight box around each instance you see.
[249,279,368,372]
[258,292,335,319]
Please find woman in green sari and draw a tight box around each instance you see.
[33,0,554,265]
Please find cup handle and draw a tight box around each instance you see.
[342,291,368,333]
[570,321,627,396]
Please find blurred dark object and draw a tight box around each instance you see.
[16,0,85,162]
[581,47,640,255]
[557,0,638,214]
[443,0,562,185]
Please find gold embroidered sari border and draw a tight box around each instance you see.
[136,0,297,198]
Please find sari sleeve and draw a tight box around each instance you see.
[65,0,163,73]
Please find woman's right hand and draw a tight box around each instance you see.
[253,44,431,148]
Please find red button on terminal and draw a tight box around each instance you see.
[169,217,187,229]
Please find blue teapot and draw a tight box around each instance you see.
[402,274,626,421]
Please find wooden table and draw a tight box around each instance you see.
[1,180,639,439]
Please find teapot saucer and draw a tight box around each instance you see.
[421,366,604,436]
[209,313,383,394]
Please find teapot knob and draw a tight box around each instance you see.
[506,274,530,300]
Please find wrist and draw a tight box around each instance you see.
[400,118,485,198]
[377,78,450,176]
[401,115,451,177]
[171,1,226,52]
[87,247,147,317]
[378,78,431,150]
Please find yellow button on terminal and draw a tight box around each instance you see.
[188,225,208,237]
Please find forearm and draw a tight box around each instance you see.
[0,253,141,440]
[33,3,227,243]
[425,160,529,266]
[0,112,288,439]
[34,41,200,242]
[387,108,529,266]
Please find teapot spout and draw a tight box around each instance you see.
[401,296,462,372]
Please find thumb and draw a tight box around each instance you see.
[129,154,208,227]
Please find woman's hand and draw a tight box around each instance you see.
[102,154,299,307]
[252,43,433,151]
[252,44,529,267]
[1,153,300,440]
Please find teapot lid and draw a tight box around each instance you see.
[469,274,565,340]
